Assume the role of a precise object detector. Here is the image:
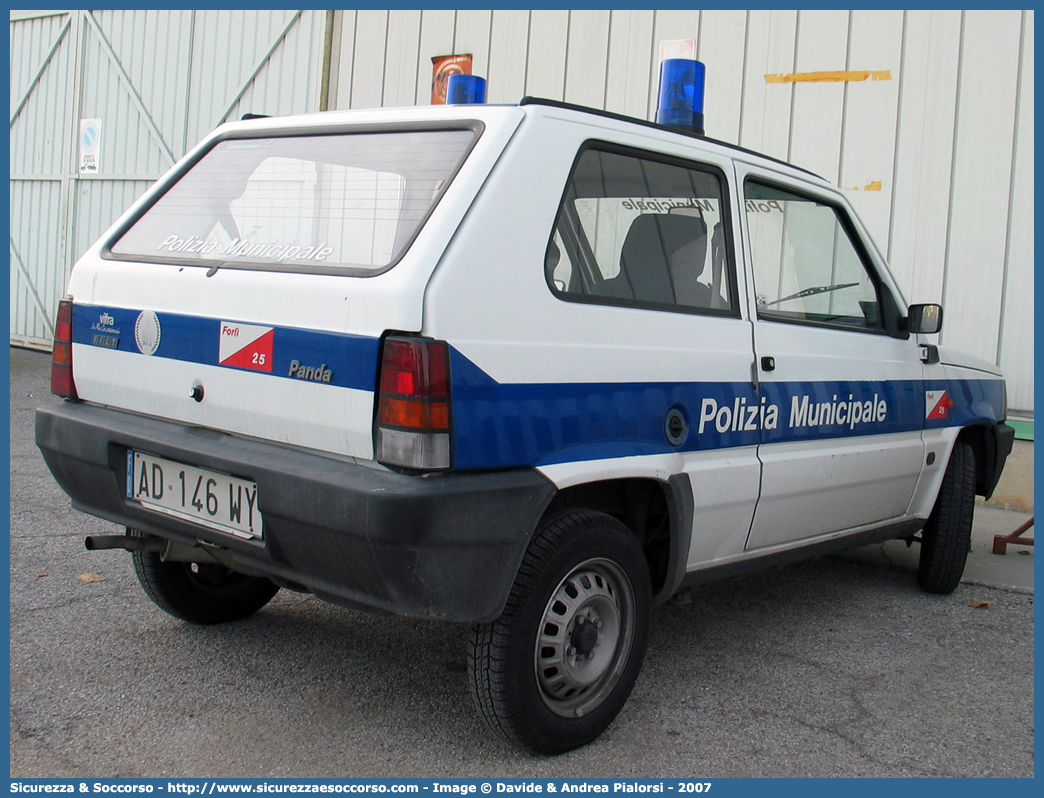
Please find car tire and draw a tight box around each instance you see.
[130,530,279,624]
[917,442,976,595]
[468,509,652,754]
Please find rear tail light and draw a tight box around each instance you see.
[50,298,78,400]
[375,336,452,470]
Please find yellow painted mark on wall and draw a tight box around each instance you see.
[847,181,883,192]
[765,70,892,84]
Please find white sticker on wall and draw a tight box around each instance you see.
[79,119,101,174]
[658,39,695,63]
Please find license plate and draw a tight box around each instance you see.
[126,451,263,540]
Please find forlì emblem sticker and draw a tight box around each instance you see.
[219,321,274,372]
[134,311,162,355]
[926,390,950,420]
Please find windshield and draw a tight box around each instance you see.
[108,127,477,273]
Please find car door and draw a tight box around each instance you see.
[737,168,926,550]
[531,139,763,568]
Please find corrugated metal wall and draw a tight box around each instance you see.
[329,9,1034,413]
[9,9,1034,413]
[9,9,326,350]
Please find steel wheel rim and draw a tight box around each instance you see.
[534,557,636,718]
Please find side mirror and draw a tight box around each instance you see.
[907,303,943,334]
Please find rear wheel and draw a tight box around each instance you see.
[130,530,279,624]
[918,442,976,594]
[468,510,651,754]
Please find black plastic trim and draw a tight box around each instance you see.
[677,518,925,592]
[36,402,556,622]
[653,474,695,604]
[981,422,1016,500]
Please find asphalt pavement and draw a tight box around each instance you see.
[9,346,1034,778]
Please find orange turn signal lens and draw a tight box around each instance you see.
[378,397,450,430]
[50,299,78,399]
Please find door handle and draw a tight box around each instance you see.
[761,356,776,372]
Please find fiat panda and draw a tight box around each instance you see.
[36,92,1013,754]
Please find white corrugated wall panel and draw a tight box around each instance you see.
[940,11,1022,367]
[737,10,797,163]
[788,10,850,184]
[886,10,962,307]
[10,13,73,177]
[698,10,747,144]
[12,10,1033,409]
[349,10,389,110]
[487,10,529,104]
[383,10,422,108]
[240,11,324,122]
[10,9,325,351]
[839,10,903,256]
[79,9,322,168]
[10,180,62,346]
[564,11,610,109]
[604,11,654,120]
[189,10,322,137]
[526,10,569,100]
[10,11,74,348]
[455,9,492,86]
[331,10,357,109]
[339,8,1031,411]
[81,10,186,176]
[997,11,1034,412]
[110,9,192,156]
[411,9,454,106]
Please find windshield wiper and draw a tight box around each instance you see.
[766,282,859,307]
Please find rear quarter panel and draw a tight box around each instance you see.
[65,107,526,460]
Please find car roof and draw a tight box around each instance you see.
[226,98,827,187]
[517,96,824,181]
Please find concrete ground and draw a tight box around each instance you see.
[845,505,1034,594]
[985,438,1034,513]
[846,436,1033,593]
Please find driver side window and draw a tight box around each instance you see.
[744,180,882,331]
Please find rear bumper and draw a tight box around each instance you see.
[36,401,556,622]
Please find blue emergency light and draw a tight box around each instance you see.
[446,74,487,105]
[656,58,706,135]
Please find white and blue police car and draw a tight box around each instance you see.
[37,65,1013,754]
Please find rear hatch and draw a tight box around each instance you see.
[64,105,525,461]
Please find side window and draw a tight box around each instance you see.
[547,146,736,315]
[744,180,883,330]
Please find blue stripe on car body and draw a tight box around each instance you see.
[73,303,1007,471]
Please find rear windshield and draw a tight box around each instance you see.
[108,127,477,274]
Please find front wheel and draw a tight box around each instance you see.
[918,442,976,594]
[468,510,652,754]
[130,530,279,624]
